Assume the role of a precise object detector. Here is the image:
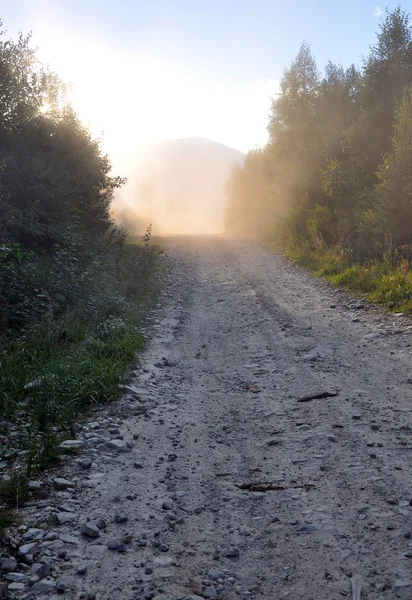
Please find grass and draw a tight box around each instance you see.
[0,238,163,480]
[284,243,412,313]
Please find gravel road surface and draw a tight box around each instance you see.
[14,236,412,600]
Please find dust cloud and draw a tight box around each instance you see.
[111,137,245,236]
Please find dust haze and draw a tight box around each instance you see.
[112,137,245,236]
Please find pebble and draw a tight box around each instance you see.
[58,439,85,452]
[31,578,57,593]
[56,512,78,524]
[208,569,225,581]
[53,477,74,490]
[5,573,25,583]
[0,557,17,572]
[203,587,218,599]
[28,481,42,491]
[77,562,88,575]
[79,458,93,470]
[114,513,128,523]
[106,439,127,450]
[7,582,25,592]
[81,521,100,537]
[18,542,39,564]
[224,547,240,558]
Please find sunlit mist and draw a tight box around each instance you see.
[31,26,277,235]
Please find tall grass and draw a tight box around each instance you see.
[284,242,412,313]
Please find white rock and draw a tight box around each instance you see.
[53,477,73,490]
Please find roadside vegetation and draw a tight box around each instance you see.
[0,21,161,500]
[225,7,412,313]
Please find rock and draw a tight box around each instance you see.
[203,587,218,599]
[52,477,73,490]
[134,462,143,469]
[58,533,79,544]
[56,575,75,591]
[298,524,318,533]
[77,562,88,575]
[208,569,225,581]
[105,439,126,450]
[56,512,78,524]
[32,563,51,579]
[43,532,57,541]
[363,332,380,341]
[18,541,39,564]
[107,541,118,550]
[5,573,25,583]
[116,544,127,553]
[81,521,100,538]
[28,481,42,491]
[114,513,128,523]
[0,557,17,572]
[224,547,240,558]
[78,458,93,470]
[7,582,25,592]
[31,578,57,593]
[95,517,107,529]
[162,500,173,510]
[58,440,85,452]
[23,528,46,541]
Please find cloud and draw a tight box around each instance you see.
[374,6,383,17]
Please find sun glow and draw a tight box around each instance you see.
[33,27,278,161]
[40,102,51,114]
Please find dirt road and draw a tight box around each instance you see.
[22,237,412,599]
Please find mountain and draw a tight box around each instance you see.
[115,137,245,235]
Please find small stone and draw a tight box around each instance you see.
[58,533,79,544]
[116,544,127,553]
[23,528,46,541]
[32,563,51,579]
[114,513,128,523]
[203,587,218,599]
[81,522,100,538]
[162,500,173,511]
[56,512,78,524]
[106,439,126,450]
[298,524,318,533]
[58,440,85,452]
[53,477,73,490]
[133,462,143,469]
[5,573,25,583]
[0,557,17,572]
[77,562,88,575]
[96,517,107,529]
[28,481,42,491]
[225,547,240,558]
[208,569,225,581]
[107,541,118,550]
[31,578,57,593]
[18,542,39,564]
[7,582,25,592]
[78,458,93,470]
[370,453,377,459]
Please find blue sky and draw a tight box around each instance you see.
[2,1,411,153]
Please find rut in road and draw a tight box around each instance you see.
[24,237,412,600]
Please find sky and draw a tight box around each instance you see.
[2,1,412,157]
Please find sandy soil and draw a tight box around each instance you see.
[24,236,412,600]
